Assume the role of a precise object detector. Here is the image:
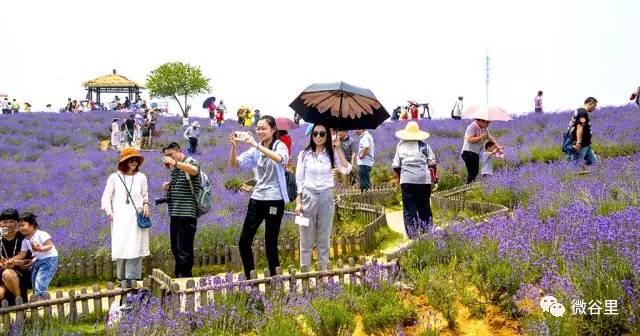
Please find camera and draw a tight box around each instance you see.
[234,131,250,141]
[155,197,169,205]
[0,227,7,236]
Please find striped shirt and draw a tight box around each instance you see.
[168,158,201,218]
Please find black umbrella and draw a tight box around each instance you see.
[202,96,216,109]
[289,82,389,130]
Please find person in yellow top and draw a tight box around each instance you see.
[243,109,253,127]
[24,103,31,112]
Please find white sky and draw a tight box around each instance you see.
[1,0,639,119]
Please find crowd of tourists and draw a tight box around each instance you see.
[0,95,602,306]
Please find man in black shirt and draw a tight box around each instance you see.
[125,115,136,146]
[570,97,598,166]
[0,209,33,305]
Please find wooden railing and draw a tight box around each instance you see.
[0,280,147,332]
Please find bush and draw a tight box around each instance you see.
[309,297,356,336]
[260,313,304,336]
[223,177,244,192]
[371,165,394,184]
[570,245,634,335]
[530,146,562,163]
[346,283,417,334]
[469,239,522,315]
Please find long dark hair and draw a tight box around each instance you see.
[304,123,335,169]
[258,115,280,149]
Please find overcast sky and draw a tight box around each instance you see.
[1,0,639,119]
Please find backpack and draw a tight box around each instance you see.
[418,141,438,184]
[185,158,212,217]
[270,140,297,203]
[561,111,578,155]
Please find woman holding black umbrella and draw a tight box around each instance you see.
[294,123,351,270]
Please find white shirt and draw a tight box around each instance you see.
[480,151,494,175]
[392,140,436,184]
[453,99,463,117]
[21,230,58,259]
[357,131,375,166]
[296,148,352,193]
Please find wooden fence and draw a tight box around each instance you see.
[0,279,148,332]
[0,257,398,331]
[158,258,399,313]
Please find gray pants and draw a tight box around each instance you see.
[116,257,142,281]
[300,188,335,270]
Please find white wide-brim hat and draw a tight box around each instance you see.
[395,121,430,141]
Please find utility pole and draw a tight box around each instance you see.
[485,53,491,105]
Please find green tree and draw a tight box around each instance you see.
[146,62,211,118]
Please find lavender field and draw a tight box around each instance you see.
[2,106,640,335]
[1,107,638,257]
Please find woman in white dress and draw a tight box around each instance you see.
[111,118,120,149]
[100,147,150,286]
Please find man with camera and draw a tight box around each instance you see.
[0,209,33,305]
[160,142,201,278]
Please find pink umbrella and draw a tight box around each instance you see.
[463,105,512,121]
[276,117,299,131]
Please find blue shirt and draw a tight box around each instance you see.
[237,140,290,202]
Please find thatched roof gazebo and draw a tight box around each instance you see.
[83,69,144,104]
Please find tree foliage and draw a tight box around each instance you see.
[146,62,211,117]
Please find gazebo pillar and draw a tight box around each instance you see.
[96,91,101,105]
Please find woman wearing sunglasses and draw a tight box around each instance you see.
[294,123,351,270]
[100,148,150,287]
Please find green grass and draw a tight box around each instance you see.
[374,226,405,253]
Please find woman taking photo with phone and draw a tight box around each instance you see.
[229,115,290,278]
[294,123,351,271]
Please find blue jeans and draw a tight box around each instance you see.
[570,145,597,167]
[358,165,372,191]
[31,256,58,296]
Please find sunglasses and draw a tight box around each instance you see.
[129,158,140,163]
[312,131,327,138]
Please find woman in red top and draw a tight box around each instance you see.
[278,130,292,155]
[410,105,419,120]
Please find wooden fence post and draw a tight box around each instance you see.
[263,269,271,295]
[56,290,64,319]
[337,259,345,284]
[301,265,310,294]
[93,285,103,316]
[1,300,10,332]
[106,282,115,308]
[68,289,77,322]
[43,293,53,318]
[288,265,297,293]
[199,277,208,307]
[14,297,24,326]
[80,287,89,318]
[185,279,196,313]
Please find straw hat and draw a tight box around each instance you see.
[118,147,144,165]
[191,121,200,127]
[395,121,430,141]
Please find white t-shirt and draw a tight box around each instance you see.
[21,230,59,259]
[480,152,494,176]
